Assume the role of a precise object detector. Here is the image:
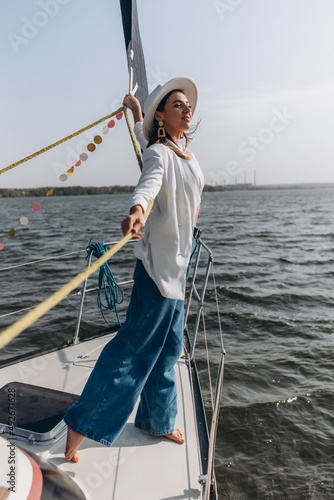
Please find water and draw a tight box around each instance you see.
[1,188,334,499]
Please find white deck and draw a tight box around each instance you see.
[0,335,202,500]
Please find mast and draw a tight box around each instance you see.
[120,0,148,109]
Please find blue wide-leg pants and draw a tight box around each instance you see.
[64,259,184,446]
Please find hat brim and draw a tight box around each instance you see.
[142,77,198,141]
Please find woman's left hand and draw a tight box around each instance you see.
[121,205,144,240]
[123,93,141,112]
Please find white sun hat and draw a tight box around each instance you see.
[142,76,198,141]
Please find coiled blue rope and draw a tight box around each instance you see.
[86,241,124,326]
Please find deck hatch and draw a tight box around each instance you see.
[0,382,79,443]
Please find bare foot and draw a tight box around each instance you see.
[164,428,185,444]
[64,427,84,462]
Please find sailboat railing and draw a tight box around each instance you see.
[184,237,213,361]
[72,252,92,345]
[184,236,224,500]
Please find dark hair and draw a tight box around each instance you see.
[147,89,200,160]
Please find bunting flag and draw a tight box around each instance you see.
[120,0,148,110]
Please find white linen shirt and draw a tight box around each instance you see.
[133,121,148,150]
[127,142,204,300]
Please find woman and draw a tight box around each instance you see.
[64,77,204,462]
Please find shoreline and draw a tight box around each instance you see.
[1,183,334,198]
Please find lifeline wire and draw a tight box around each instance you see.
[0,250,86,272]
[0,202,153,350]
[202,309,215,413]
[203,260,226,500]
[0,280,134,319]
[212,262,224,350]
[0,241,123,272]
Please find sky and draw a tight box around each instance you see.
[1,0,334,189]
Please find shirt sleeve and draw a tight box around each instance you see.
[134,122,148,150]
[127,146,165,213]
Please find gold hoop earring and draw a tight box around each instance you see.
[158,120,166,138]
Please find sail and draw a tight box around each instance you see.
[120,0,148,110]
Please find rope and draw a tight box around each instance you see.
[0,201,153,349]
[86,241,124,326]
[0,106,125,176]
[0,97,150,349]
[123,107,143,171]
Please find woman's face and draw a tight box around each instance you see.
[155,91,192,137]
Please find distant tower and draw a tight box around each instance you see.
[244,170,246,184]
[254,170,257,186]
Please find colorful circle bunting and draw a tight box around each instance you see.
[1,194,50,250]
[1,112,124,251]
[20,216,29,225]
